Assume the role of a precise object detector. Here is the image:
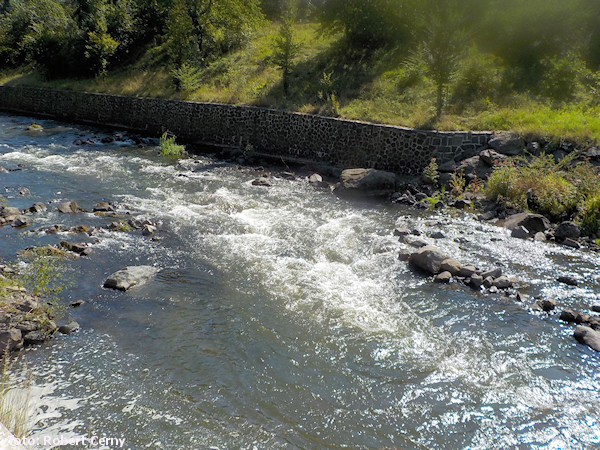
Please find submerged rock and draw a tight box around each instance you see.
[104,266,159,291]
[557,276,578,287]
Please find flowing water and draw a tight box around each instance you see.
[1,113,600,449]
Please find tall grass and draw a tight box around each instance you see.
[0,355,32,438]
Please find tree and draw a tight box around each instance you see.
[413,0,466,116]
[316,0,414,49]
[272,0,301,95]
[165,0,263,65]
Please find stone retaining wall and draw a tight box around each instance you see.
[0,86,491,174]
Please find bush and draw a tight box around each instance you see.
[170,63,201,93]
[159,131,185,158]
[579,194,600,235]
[485,153,600,219]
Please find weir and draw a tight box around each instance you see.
[0,85,491,174]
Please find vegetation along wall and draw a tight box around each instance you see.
[0,86,491,174]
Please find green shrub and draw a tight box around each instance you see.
[170,63,201,93]
[159,132,185,158]
[579,194,600,235]
[486,153,599,219]
[422,158,439,185]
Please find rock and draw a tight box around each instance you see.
[555,222,581,241]
[70,300,85,308]
[592,305,600,313]
[19,188,30,196]
[103,266,159,291]
[337,169,396,197]
[11,217,30,228]
[458,265,477,277]
[0,206,21,218]
[440,259,462,276]
[16,298,39,312]
[563,238,581,249]
[503,213,550,233]
[60,241,88,254]
[29,202,47,213]
[560,309,587,324]
[409,246,450,275]
[394,228,411,237]
[434,271,452,283]
[93,201,114,212]
[429,231,445,239]
[398,249,412,261]
[537,298,557,312]
[452,199,473,210]
[23,331,47,345]
[0,328,23,353]
[401,235,428,248]
[0,166,8,173]
[557,276,578,286]
[455,156,492,180]
[469,274,483,289]
[307,173,328,188]
[45,225,62,234]
[252,179,271,187]
[142,224,156,236]
[574,326,600,352]
[70,225,90,234]
[57,201,79,214]
[58,321,80,335]
[479,149,507,167]
[511,226,529,239]
[534,232,546,242]
[479,211,497,221]
[481,268,502,279]
[582,147,600,163]
[492,276,512,289]
[16,321,39,333]
[483,276,494,289]
[488,132,525,156]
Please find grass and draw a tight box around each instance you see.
[3,22,600,143]
[159,132,185,158]
[0,355,32,439]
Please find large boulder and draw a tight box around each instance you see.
[337,169,396,197]
[103,266,159,291]
[409,246,450,275]
[574,326,600,352]
[503,213,550,233]
[555,222,581,241]
[488,132,525,156]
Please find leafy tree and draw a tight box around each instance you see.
[316,0,413,49]
[413,0,466,116]
[165,0,263,65]
[272,0,301,95]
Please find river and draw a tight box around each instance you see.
[1,113,600,449]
